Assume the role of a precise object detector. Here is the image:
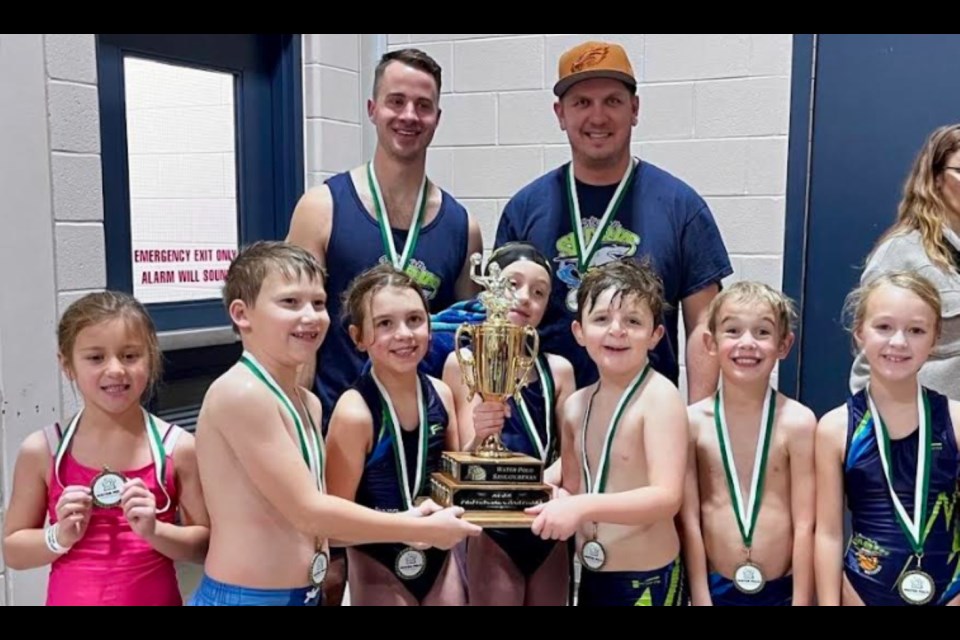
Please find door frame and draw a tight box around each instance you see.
[96,34,304,332]
[779,34,817,400]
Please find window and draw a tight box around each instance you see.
[98,34,304,331]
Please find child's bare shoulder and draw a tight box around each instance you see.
[561,384,595,429]
[329,388,374,427]
[685,395,714,436]
[199,365,276,433]
[817,403,847,431]
[545,353,575,380]
[777,394,817,437]
[16,429,52,469]
[637,371,685,414]
[815,403,849,451]
[206,364,261,401]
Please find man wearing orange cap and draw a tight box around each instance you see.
[495,40,731,401]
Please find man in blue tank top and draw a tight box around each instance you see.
[287,48,483,430]
[495,40,732,400]
[286,48,482,605]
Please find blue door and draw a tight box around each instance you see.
[782,34,960,417]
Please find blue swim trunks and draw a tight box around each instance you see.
[577,557,687,606]
[187,573,321,606]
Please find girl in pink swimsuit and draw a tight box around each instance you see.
[2,292,209,605]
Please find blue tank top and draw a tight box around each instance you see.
[844,388,959,555]
[501,355,559,465]
[353,370,449,511]
[315,172,469,432]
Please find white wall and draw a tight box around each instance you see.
[46,34,103,421]
[0,33,72,606]
[384,33,793,394]
[303,34,365,188]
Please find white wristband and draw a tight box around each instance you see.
[44,523,71,555]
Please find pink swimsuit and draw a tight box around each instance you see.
[43,422,184,606]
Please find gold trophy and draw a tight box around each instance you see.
[430,254,552,527]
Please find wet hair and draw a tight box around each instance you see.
[222,241,327,330]
[576,258,667,325]
[342,263,430,343]
[487,242,553,280]
[707,280,797,343]
[373,48,442,98]
[843,270,942,347]
[58,291,162,399]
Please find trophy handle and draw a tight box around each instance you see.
[513,326,540,401]
[455,323,478,402]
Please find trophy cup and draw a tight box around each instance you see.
[430,254,552,527]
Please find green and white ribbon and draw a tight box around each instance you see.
[565,157,636,271]
[372,370,429,510]
[517,355,555,462]
[713,383,777,549]
[867,384,932,555]
[240,351,324,493]
[581,363,651,494]
[367,161,428,271]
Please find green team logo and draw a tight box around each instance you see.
[378,256,441,300]
[850,533,890,576]
[554,219,640,312]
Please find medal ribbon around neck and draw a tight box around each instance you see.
[517,355,555,462]
[866,384,932,556]
[581,363,651,494]
[240,351,324,493]
[565,157,636,272]
[367,161,428,272]
[56,406,171,513]
[372,370,429,510]
[713,382,777,549]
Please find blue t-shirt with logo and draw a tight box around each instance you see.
[495,160,732,388]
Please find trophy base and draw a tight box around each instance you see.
[429,471,551,529]
[441,450,544,484]
[462,510,536,528]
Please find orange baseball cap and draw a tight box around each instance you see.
[553,41,637,97]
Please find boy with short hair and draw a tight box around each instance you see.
[528,259,689,606]
[680,281,816,606]
[189,241,479,606]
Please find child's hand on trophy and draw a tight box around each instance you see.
[472,401,510,448]
[406,498,443,518]
[526,495,583,541]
